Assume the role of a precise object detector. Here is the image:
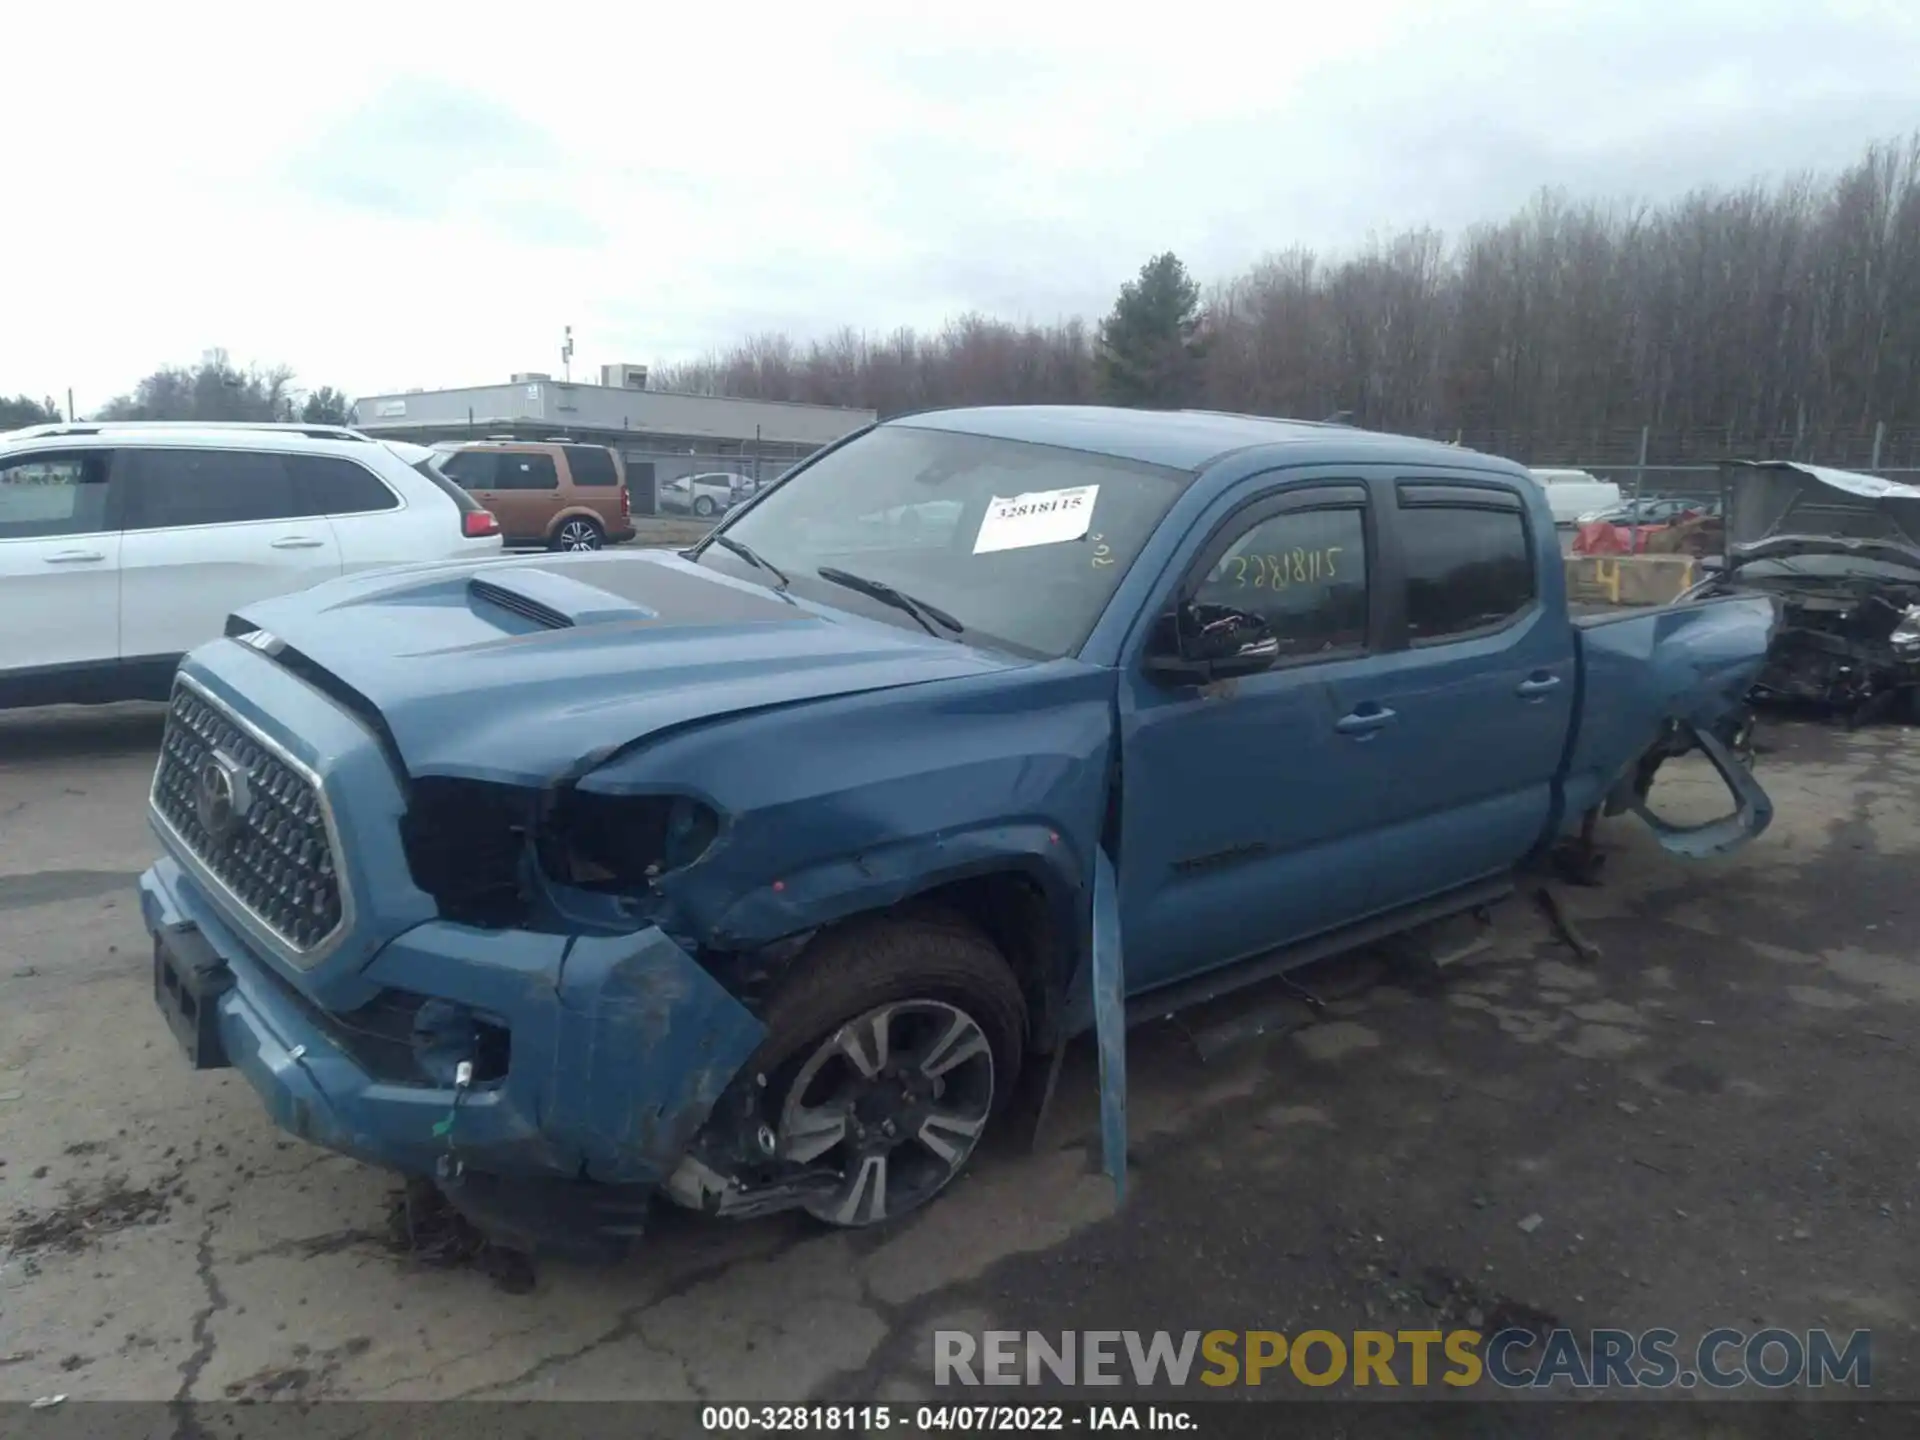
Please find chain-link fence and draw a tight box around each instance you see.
[1436,420,1920,471]
[616,445,811,517]
[1550,462,1920,508]
[1401,419,1920,508]
[614,420,1920,516]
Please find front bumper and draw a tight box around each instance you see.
[140,854,767,1186]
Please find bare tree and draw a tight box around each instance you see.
[653,132,1920,467]
[97,349,311,423]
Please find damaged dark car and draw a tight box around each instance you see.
[1689,460,1920,725]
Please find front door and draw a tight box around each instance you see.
[1116,481,1389,995]
[0,448,120,680]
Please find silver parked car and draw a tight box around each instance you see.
[662,472,754,517]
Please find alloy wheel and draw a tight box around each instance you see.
[778,999,996,1226]
[558,520,602,551]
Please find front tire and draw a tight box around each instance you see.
[552,517,604,552]
[693,495,718,517]
[751,917,1026,1228]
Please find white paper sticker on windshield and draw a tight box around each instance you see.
[972,485,1100,554]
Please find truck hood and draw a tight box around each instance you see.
[228,550,1022,783]
[1725,461,1920,569]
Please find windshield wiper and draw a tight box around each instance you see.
[815,566,964,637]
[709,533,790,592]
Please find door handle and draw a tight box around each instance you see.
[43,549,105,563]
[271,536,326,550]
[1517,674,1562,698]
[1335,704,1397,737]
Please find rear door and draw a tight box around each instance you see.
[286,453,407,570]
[0,448,120,679]
[1355,477,1575,909]
[118,446,345,661]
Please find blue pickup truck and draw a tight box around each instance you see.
[140,407,1777,1250]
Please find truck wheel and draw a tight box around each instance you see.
[752,917,1026,1228]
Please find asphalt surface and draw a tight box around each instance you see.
[1,706,1915,1422]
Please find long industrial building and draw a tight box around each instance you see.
[350,365,876,510]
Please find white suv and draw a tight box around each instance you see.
[661,472,750,517]
[0,421,505,709]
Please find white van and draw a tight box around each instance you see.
[1528,468,1621,527]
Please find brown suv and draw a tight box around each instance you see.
[434,441,635,551]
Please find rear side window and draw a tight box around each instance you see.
[410,456,483,513]
[122,448,301,529]
[0,451,110,539]
[1399,497,1536,642]
[495,453,559,491]
[563,445,619,486]
[438,451,496,489]
[287,455,398,515]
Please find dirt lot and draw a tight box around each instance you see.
[1,706,1915,1413]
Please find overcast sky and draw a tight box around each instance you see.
[8,0,1917,412]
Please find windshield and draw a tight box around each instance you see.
[695,425,1190,658]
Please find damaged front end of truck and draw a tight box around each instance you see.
[1689,461,1920,726]
[140,550,1108,1255]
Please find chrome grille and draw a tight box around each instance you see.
[151,682,344,955]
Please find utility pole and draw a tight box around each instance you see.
[561,326,574,384]
[1631,425,1649,553]
[66,388,74,423]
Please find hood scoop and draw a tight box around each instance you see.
[468,570,659,631]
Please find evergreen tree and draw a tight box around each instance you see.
[1095,252,1207,408]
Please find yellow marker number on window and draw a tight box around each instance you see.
[1224,547,1341,589]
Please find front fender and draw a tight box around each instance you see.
[702,822,1088,964]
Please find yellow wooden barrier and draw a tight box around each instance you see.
[1564,553,1698,607]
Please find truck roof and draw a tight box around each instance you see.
[891,405,1491,472]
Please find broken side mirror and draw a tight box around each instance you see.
[1144,603,1280,685]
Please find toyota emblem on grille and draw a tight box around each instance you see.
[195,750,252,843]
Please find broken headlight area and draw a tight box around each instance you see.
[400,776,721,929]
[402,777,541,928]
[536,789,720,893]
